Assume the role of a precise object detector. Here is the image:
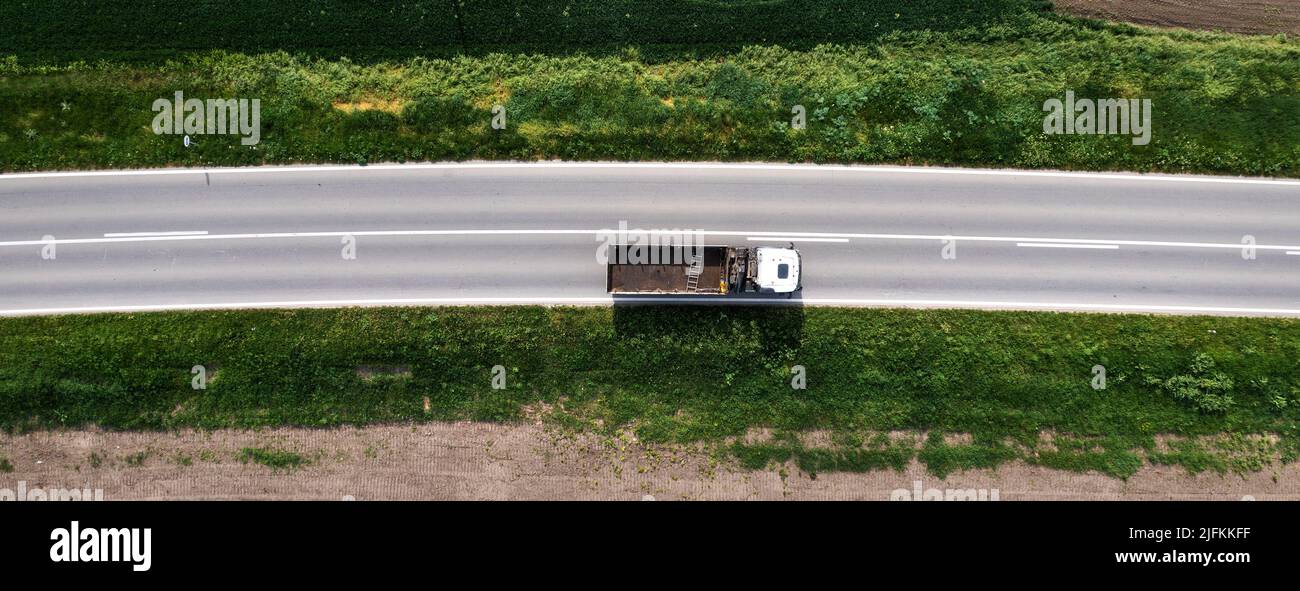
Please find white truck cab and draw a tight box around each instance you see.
[752,247,801,293]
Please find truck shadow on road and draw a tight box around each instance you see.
[612,295,805,354]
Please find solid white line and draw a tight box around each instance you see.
[3,297,1300,317]
[2,162,1298,186]
[103,230,208,238]
[1016,242,1118,250]
[1288,251,1300,255]
[2,229,1296,252]
[747,237,848,243]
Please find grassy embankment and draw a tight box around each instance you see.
[0,0,1297,175]
[2,306,1297,478]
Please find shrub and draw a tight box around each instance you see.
[1149,353,1235,413]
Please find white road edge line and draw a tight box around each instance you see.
[2,229,1296,252]
[103,231,208,238]
[3,297,1300,317]
[2,162,1299,186]
[747,237,848,243]
[1016,242,1118,250]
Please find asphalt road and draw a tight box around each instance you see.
[1,163,1298,316]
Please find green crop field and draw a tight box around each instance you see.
[2,306,1297,478]
[1,1,1044,60]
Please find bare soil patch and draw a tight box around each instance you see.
[1,422,1296,500]
[1055,0,1300,35]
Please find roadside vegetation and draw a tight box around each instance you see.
[1,306,1297,479]
[237,447,310,471]
[1,0,1298,175]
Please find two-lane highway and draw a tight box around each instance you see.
[1,163,1298,316]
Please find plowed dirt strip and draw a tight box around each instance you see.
[2,423,1296,500]
[1055,0,1300,35]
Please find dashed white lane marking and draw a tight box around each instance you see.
[1017,242,1118,250]
[103,231,208,237]
[3,297,1299,317]
[747,237,849,243]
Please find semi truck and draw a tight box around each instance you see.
[606,244,801,295]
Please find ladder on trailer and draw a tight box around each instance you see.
[685,254,704,292]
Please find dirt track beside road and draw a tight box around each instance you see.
[2,422,1296,501]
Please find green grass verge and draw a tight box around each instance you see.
[2,306,1298,478]
[1,2,1298,175]
[919,432,1020,479]
[236,447,310,471]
